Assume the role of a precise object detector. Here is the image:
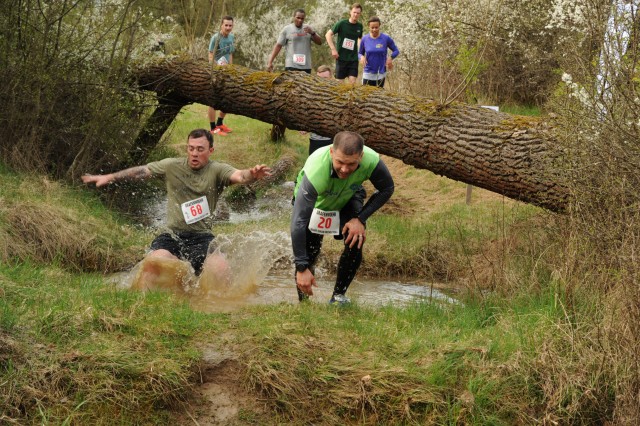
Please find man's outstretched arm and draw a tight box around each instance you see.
[229,164,272,185]
[81,165,152,188]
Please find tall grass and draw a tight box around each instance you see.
[236,291,568,424]
[0,263,221,425]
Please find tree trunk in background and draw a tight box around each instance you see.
[129,98,186,165]
[134,58,569,212]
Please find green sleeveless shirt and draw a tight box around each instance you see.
[294,145,380,211]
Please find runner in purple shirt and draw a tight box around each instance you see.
[358,16,400,88]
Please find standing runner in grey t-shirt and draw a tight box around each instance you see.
[266,9,323,74]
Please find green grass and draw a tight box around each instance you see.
[499,104,542,116]
[228,291,563,424]
[0,262,221,424]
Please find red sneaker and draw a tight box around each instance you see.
[212,126,228,136]
[217,124,233,133]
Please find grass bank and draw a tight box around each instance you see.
[0,106,624,424]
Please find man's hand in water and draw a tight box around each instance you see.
[296,269,317,296]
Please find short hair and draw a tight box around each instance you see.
[188,128,214,148]
[333,131,364,155]
[368,16,380,25]
[351,3,363,11]
[293,9,306,16]
[316,64,332,74]
[221,15,233,23]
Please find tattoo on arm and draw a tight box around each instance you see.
[112,166,151,182]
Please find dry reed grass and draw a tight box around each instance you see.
[243,332,448,424]
[0,177,144,273]
[0,201,140,272]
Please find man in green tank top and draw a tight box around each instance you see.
[291,131,394,304]
[82,129,271,280]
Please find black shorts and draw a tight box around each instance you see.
[309,137,332,155]
[335,60,358,79]
[150,232,215,274]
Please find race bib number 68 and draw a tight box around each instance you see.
[181,196,211,225]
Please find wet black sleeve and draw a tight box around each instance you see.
[359,160,394,223]
[290,175,318,266]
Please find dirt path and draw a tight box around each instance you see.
[176,344,271,425]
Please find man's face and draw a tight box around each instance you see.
[293,12,306,28]
[368,21,380,37]
[221,19,234,36]
[349,7,362,23]
[317,70,331,79]
[187,136,213,170]
[330,147,362,179]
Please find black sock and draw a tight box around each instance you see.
[210,122,216,130]
[216,118,223,126]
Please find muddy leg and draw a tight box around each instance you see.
[198,252,232,294]
[132,250,188,292]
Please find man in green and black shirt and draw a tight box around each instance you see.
[291,131,394,304]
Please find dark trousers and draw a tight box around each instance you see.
[296,189,365,301]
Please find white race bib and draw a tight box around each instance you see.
[308,208,340,235]
[342,38,355,50]
[181,196,211,225]
[292,54,306,65]
[217,56,229,65]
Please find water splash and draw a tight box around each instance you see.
[115,231,292,297]
[108,230,459,312]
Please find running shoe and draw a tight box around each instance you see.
[212,126,228,136]
[329,294,351,305]
[217,124,233,133]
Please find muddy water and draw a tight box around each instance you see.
[112,230,456,313]
[110,184,457,312]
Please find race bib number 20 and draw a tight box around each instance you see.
[181,196,211,225]
[308,208,340,235]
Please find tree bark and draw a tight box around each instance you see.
[129,97,186,165]
[134,57,569,212]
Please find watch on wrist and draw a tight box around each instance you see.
[296,263,309,273]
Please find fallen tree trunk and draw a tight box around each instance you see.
[134,57,569,212]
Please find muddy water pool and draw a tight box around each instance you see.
[110,184,458,312]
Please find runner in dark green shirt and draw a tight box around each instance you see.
[325,3,363,83]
